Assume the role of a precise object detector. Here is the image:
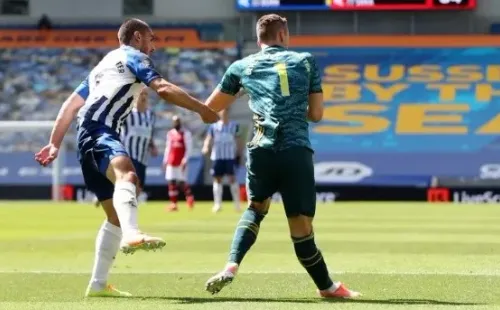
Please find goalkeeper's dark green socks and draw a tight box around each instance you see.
[228,207,266,264]
[292,233,334,290]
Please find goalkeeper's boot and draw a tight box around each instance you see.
[205,263,238,295]
[318,282,361,299]
[85,284,132,298]
[120,232,166,255]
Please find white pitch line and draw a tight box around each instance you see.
[2,270,500,276]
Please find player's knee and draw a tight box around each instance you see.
[288,215,313,238]
[249,198,270,214]
[213,177,223,184]
[121,171,139,186]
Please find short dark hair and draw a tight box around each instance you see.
[118,18,150,44]
[256,14,287,42]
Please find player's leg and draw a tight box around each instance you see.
[165,165,179,211]
[106,155,165,254]
[105,155,140,233]
[278,147,360,298]
[211,160,224,212]
[180,162,195,209]
[88,133,164,254]
[81,161,130,297]
[132,159,146,196]
[206,148,276,294]
[227,160,241,212]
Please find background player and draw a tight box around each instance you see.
[35,18,218,298]
[202,109,243,213]
[202,14,360,298]
[163,115,195,211]
[121,88,158,193]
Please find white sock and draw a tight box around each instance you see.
[230,182,240,210]
[213,182,223,206]
[89,221,122,290]
[113,181,139,235]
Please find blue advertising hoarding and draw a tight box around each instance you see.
[299,45,500,185]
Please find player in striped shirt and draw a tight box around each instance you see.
[92,88,155,206]
[35,19,218,298]
[202,109,243,213]
[121,88,158,192]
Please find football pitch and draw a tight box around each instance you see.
[1,201,500,309]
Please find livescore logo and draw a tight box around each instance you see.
[427,188,500,204]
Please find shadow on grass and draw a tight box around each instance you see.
[129,296,483,306]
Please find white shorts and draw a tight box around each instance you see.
[165,165,187,182]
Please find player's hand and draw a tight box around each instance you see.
[180,158,187,171]
[35,143,59,167]
[198,105,219,124]
[162,162,167,171]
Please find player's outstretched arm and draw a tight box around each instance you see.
[205,89,237,113]
[149,78,218,123]
[125,52,218,123]
[35,80,87,166]
[205,61,242,112]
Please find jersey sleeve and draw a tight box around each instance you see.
[126,52,162,86]
[74,77,89,100]
[305,54,322,94]
[217,61,242,96]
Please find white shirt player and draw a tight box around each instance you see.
[75,45,161,132]
[208,121,240,161]
[121,107,156,166]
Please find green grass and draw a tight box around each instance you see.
[1,201,500,309]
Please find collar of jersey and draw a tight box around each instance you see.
[262,45,285,53]
[121,44,139,52]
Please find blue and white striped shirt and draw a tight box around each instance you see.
[121,108,155,165]
[75,45,161,133]
[208,121,240,160]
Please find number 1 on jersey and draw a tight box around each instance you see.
[274,62,290,97]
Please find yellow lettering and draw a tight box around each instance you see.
[396,104,469,134]
[487,65,500,82]
[364,83,408,102]
[447,65,483,82]
[364,65,404,82]
[315,104,389,134]
[476,84,500,102]
[323,65,359,82]
[322,83,361,102]
[407,65,444,82]
[477,114,500,134]
[426,84,470,101]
